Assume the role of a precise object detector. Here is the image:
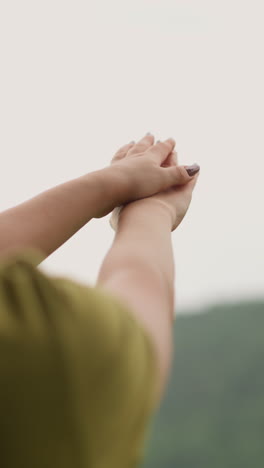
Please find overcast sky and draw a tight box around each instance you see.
[0,0,263,313]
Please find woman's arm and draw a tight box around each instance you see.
[0,135,185,263]
[96,198,175,403]
[0,167,121,261]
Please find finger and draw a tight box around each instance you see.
[168,151,178,166]
[187,172,200,190]
[111,141,135,162]
[109,206,124,232]
[173,151,179,165]
[181,170,200,193]
[162,150,178,167]
[149,138,176,165]
[162,163,200,188]
[127,133,155,156]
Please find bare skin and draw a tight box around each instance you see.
[0,134,197,261]
[97,135,200,401]
[110,135,199,232]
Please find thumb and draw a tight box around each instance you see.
[162,163,200,188]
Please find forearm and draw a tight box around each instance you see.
[0,167,120,261]
[98,200,175,300]
[96,200,175,398]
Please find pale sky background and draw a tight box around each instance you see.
[0,0,263,313]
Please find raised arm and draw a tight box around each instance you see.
[0,168,119,261]
[96,140,200,404]
[0,133,192,263]
[96,199,175,402]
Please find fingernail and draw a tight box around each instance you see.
[129,140,135,144]
[146,132,152,135]
[185,163,200,176]
[156,140,161,143]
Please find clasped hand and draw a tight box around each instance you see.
[106,133,200,231]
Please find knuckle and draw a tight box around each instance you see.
[158,141,167,150]
[113,152,125,160]
[114,149,124,156]
[134,143,147,151]
[162,140,174,150]
[115,142,132,156]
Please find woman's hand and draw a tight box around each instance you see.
[110,135,200,232]
[108,133,198,207]
[139,151,200,231]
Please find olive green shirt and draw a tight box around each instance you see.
[0,249,157,468]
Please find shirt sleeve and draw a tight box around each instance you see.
[0,248,158,468]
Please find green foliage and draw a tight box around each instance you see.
[142,300,264,468]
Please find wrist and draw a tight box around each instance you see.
[91,166,126,219]
[117,199,173,232]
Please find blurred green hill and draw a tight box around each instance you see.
[142,300,264,468]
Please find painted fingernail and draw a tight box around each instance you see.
[185,163,200,176]
[129,140,135,144]
[156,140,161,143]
[146,132,152,135]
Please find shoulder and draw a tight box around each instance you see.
[0,248,158,467]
